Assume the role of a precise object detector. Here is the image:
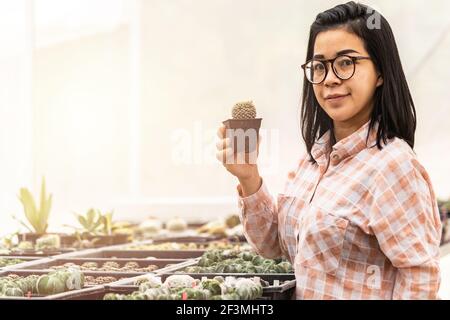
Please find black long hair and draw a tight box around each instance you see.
[301,1,416,163]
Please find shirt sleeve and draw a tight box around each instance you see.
[236,179,285,259]
[369,157,442,299]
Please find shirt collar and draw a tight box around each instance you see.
[311,119,380,166]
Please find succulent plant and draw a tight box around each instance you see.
[166,217,188,232]
[3,286,24,297]
[232,101,257,120]
[225,214,240,228]
[0,258,25,268]
[17,241,34,250]
[196,220,227,237]
[36,267,85,295]
[0,275,40,297]
[138,218,163,236]
[35,234,61,251]
[36,274,66,295]
[136,275,162,289]
[200,279,222,296]
[14,177,52,235]
[71,208,114,236]
[176,288,210,300]
[234,278,263,300]
[0,268,84,297]
[103,276,263,300]
[104,293,120,300]
[164,275,196,289]
[183,249,293,274]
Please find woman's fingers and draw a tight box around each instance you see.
[216,147,234,164]
[216,137,230,151]
[216,125,262,164]
[217,125,226,139]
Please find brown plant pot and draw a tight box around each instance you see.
[17,232,65,244]
[222,118,262,154]
[60,234,131,248]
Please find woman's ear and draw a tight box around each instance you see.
[376,74,384,87]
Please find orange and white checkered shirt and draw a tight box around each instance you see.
[237,120,442,299]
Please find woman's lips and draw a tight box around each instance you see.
[325,93,350,104]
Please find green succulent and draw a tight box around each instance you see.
[36,275,66,295]
[2,286,24,297]
[200,279,222,296]
[251,255,264,266]
[176,288,209,300]
[14,177,52,235]
[103,293,120,300]
[72,208,114,236]
[184,250,293,274]
[36,267,84,295]
[0,258,25,268]
[102,276,264,301]
[235,278,263,300]
[239,251,255,261]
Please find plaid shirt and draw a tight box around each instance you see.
[237,120,442,299]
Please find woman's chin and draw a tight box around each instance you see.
[325,108,354,123]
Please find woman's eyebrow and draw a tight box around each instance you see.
[313,49,360,59]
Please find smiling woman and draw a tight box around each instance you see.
[309,29,383,142]
[216,1,443,300]
[301,2,415,153]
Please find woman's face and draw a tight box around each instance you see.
[312,28,383,125]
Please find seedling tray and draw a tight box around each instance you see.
[15,258,190,275]
[62,276,295,300]
[0,269,133,286]
[0,256,43,270]
[116,240,248,251]
[58,249,206,260]
[0,248,76,257]
[110,272,295,300]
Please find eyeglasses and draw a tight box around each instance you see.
[301,55,371,84]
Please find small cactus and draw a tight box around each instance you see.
[232,101,257,120]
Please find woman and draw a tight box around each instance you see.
[216,2,441,300]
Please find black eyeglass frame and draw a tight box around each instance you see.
[301,55,371,84]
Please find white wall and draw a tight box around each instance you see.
[0,0,449,234]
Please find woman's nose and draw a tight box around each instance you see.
[323,62,342,87]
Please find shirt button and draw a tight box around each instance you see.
[288,171,296,180]
[331,153,340,165]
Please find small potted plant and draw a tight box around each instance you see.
[12,177,55,245]
[222,101,262,155]
[64,208,130,247]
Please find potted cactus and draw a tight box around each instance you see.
[222,101,262,155]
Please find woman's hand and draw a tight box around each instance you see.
[215,124,262,196]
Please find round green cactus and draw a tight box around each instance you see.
[232,101,257,120]
[3,286,24,297]
[36,275,66,295]
[103,293,120,300]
